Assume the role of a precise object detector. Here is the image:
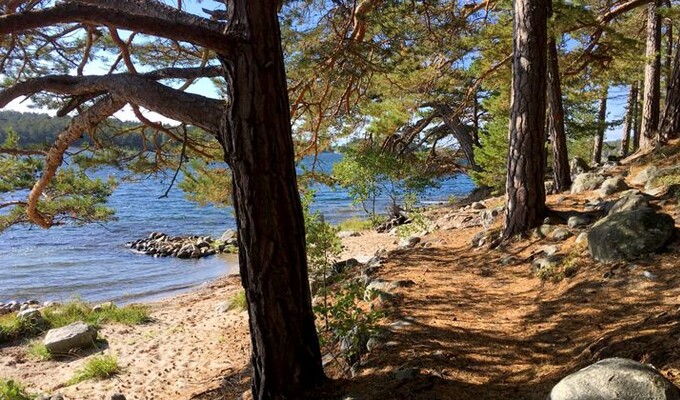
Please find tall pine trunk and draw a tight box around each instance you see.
[633,80,642,151]
[503,0,548,239]
[621,84,637,157]
[640,0,662,150]
[659,34,680,141]
[591,86,608,165]
[218,2,325,398]
[547,36,571,192]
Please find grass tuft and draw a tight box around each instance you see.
[27,340,52,361]
[336,217,373,232]
[67,354,120,385]
[42,301,152,329]
[228,290,248,312]
[0,379,33,400]
[0,313,45,344]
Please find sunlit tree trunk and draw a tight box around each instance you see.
[547,36,571,192]
[640,0,662,150]
[591,86,608,165]
[503,0,549,239]
[621,84,637,157]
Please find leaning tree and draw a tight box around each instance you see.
[0,1,325,399]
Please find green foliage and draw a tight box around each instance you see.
[0,379,33,400]
[0,301,150,344]
[471,93,510,193]
[314,281,383,364]
[67,354,120,385]
[336,217,373,232]
[227,290,248,312]
[332,145,438,222]
[41,301,151,329]
[0,313,46,344]
[27,340,52,361]
[178,158,233,207]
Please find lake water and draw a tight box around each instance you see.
[0,153,475,304]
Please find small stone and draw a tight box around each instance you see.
[215,301,231,314]
[394,367,418,381]
[536,224,557,238]
[110,394,127,400]
[551,228,572,241]
[541,245,560,256]
[470,201,486,210]
[567,215,590,229]
[599,176,629,196]
[337,231,360,238]
[643,270,658,280]
[398,236,421,249]
[92,302,115,312]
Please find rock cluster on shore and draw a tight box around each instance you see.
[126,231,238,259]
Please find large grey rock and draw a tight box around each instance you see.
[588,208,676,263]
[599,176,629,196]
[570,157,590,176]
[646,165,680,190]
[571,173,606,194]
[547,358,680,400]
[631,166,658,187]
[44,321,97,353]
[608,193,649,215]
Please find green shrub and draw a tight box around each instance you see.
[67,354,120,385]
[0,379,33,400]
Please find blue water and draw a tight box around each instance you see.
[0,153,474,304]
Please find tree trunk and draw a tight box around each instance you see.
[503,0,548,239]
[218,2,325,399]
[591,85,608,165]
[640,0,662,149]
[621,84,637,157]
[665,8,673,97]
[633,80,642,151]
[547,36,571,193]
[659,34,680,141]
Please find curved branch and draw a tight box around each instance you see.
[26,95,125,228]
[0,2,241,54]
[0,70,225,133]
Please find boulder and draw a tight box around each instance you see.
[570,157,590,176]
[599,176,629,196]
[608,193,650,215]
[44,321,97,353]
[575,232,588,246]
[547,358,680,400]
[536,224,557,238]
[571,173,606,194]
[398,236,421,249]
[631,165,658,187]
[588,208,675,263]
[646,165,680,190]
[470,201,486,210]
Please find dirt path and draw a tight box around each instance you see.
[3,153,680,400]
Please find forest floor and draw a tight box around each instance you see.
[2,145,680,400]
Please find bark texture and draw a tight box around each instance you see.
[503,0,548,239]
[659,33,680,141]
[591,86,608,165]
[621,84,637,157]
[218,2,325,399]
[640,0,662,149]
[547,36,571,193]
[633,80,642,151]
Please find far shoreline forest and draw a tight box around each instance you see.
[2,1,680,400]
